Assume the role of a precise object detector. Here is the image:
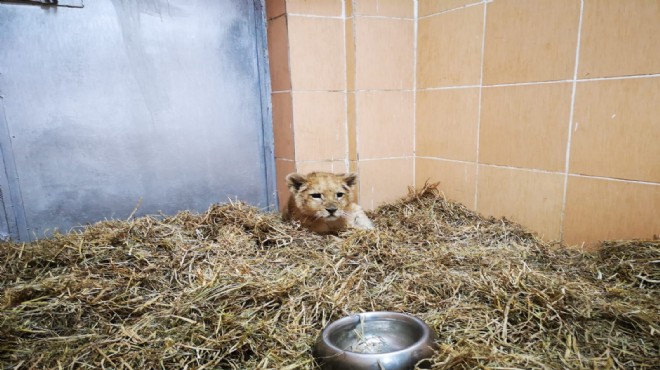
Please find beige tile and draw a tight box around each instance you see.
[346,18,356,91]
[417,5,484,88]
[483,0,580,84]
[477,165,564,241]
[288,16,346,91]
[355,17,414,90]
[267,16,291,92]
[266,0,286,20]
[355,0,414,18]
[416,88,479,161]
[563,176,660,249]
[579,0,660,78]
[570,77,660,183]
[359,158,414,210]
[347,92,357,160]
[357,91,414,159]
[292,91,347,162]
[415,158,477,209]
[272,92,295,159]
[479,83,572,172]
[286,0,342,16]
[419,0,482,16]
[275,159,296,212]
[296,161,347,174]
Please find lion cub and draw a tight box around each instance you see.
[283,172,374,234]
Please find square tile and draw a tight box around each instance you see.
[416,88,480,161]
[359,158,414,210]
[292,91,347,161]
[419,0,482,16]
[479,83,572,172]
[563,176,660,249]
[483,0,580,84]
[355,0,414,18]
[477,165,564,241]
[357,91,414,159]
[272,92,295,159]
[579,0,660,78]
[275,159,296,212]
[267,16,291,92]
[288,16,346,91]
[417,5,484,88]
[570,77,660,182]
[355,17,414,90]
[415,158,477,209]
[286,0,342,16]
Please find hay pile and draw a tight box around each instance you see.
[1,185,658,369]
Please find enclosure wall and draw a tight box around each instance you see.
[266,0,660,249]
[268,0,415,213]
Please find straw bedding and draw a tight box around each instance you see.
[1,184,658,369]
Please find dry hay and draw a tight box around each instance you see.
[1,184,658,369]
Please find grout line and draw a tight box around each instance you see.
[418,157,660,186]
[560,0,585,242]
[342,0,349,174]
[271,70,660,96]
[417,0,487,20]
[419,85,481,91]
[474,1,488,211]
[287,13,344,19]
[287,13,414,21]
[278,88,418,93]
[575,73,660,82]
[358,156,416,162]
[412,0,418,188]
[567,173,660,187]
[414,73,660,92]
[355,14,415,20]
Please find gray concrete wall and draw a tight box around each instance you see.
[0,0,275,241]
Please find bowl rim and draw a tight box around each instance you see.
[319,311,436,357]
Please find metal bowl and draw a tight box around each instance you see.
[313,312,438,370]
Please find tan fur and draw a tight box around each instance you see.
[283,172,374,234]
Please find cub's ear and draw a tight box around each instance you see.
[286,173,307,193]
[342,172,358,187]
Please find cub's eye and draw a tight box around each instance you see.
[311,193,322,199]
[336,192,345,198]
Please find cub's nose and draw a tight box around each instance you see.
[326,207,338,216]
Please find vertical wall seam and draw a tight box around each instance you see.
[254,0,278,211]
[342,0,349,174]
[474,0,488,211]
[0,103,29,240]
[352,1,363,196]
[284,9,298,171]
[412,0,418,188]
[560,0,585,242]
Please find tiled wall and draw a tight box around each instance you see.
[267,0,659,249]
[267,0,416,211]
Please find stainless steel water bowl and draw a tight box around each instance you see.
[313,312,438,370]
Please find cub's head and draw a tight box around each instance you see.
[286,172,358,220]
